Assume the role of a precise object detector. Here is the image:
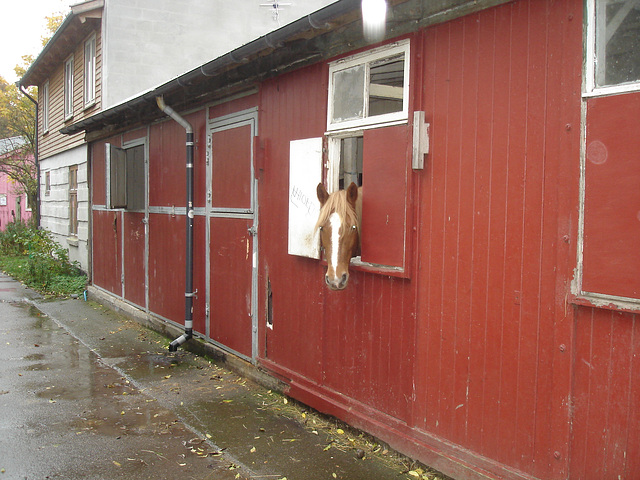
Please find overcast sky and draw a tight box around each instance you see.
[0,0,71,83]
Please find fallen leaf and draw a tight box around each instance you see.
[336,428,344,435]
[113,461,121,467]
[250,446,256,453]
[408,471,420,478]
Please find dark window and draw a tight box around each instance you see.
[106,143,145,210]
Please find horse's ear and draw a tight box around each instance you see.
[346,182,358,207]
[317,183,330,206]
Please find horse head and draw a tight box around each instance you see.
[316,182,361,290]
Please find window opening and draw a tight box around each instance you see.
[369,55,405,116]
[338,136,363,190]
[106,143,145,211]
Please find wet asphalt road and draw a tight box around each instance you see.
[0,276,243,480]
[0,273,411,480]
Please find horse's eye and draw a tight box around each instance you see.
[351,225,357,230]
[319,226,323,231]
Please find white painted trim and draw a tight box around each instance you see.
[583,0,640,97]
[327,40,410,132]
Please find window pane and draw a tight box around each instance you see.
[596,0,640,87]
[84,39,96,104]
[332,65,365,123]
[42,83,49,131]
[64,59,74,118]
[368,54,404,116]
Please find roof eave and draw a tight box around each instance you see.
[61,0,512,139]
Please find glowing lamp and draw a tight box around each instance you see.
[362,0,387,43]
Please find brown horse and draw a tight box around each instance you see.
[315,182,362,290]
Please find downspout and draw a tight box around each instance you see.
[156,96,195,352]
[17,83,40,227]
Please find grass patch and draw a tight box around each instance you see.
[0,222,87,297]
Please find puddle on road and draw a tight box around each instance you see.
[122,351,200,380]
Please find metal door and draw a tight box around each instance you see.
[206,109,258,361]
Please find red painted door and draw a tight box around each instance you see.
[207,114,257,360]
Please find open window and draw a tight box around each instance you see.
[288,41,413,274]
[326,125,410,273]
[105,143,145,211]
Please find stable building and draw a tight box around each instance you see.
[62,0,640,478]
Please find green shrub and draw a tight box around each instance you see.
[0,222,87,296]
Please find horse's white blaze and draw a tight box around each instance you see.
[329,212,341,273]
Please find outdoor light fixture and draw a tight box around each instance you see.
[362,0,387,43]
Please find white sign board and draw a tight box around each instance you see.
[288,137,323,259]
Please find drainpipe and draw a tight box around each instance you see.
[156,96,195,352]
[17,83,40,227]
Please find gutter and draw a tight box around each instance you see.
[155,96,195,352]
[17,84,40,227]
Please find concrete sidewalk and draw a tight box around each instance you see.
[0,273,440,480]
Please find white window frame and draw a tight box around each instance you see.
[327,40,410,131]
[83,34,96,107]
[584,0,640,97]
[42,81,50,133]
[64,55,74,120]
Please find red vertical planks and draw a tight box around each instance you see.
[122,212,146,307]
[572,308,640,478]
[92,209,122,295]
[413,0,582,477]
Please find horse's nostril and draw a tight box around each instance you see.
[325,275,330,285]
[341,274,347,282]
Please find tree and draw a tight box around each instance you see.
[0,13,64,224]
[0,73,37,221]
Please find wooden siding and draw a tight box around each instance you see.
[571,307,640,479]
[412,1,582,477]
[39,28,102,160]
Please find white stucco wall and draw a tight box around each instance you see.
[39,145,90,273]
[101,0,337,108]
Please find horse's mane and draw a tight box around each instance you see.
[315,189,359,232]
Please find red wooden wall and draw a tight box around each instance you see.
[412,1,582,478]
[88,0,640,478]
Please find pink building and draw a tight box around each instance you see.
[0,137,33,230]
